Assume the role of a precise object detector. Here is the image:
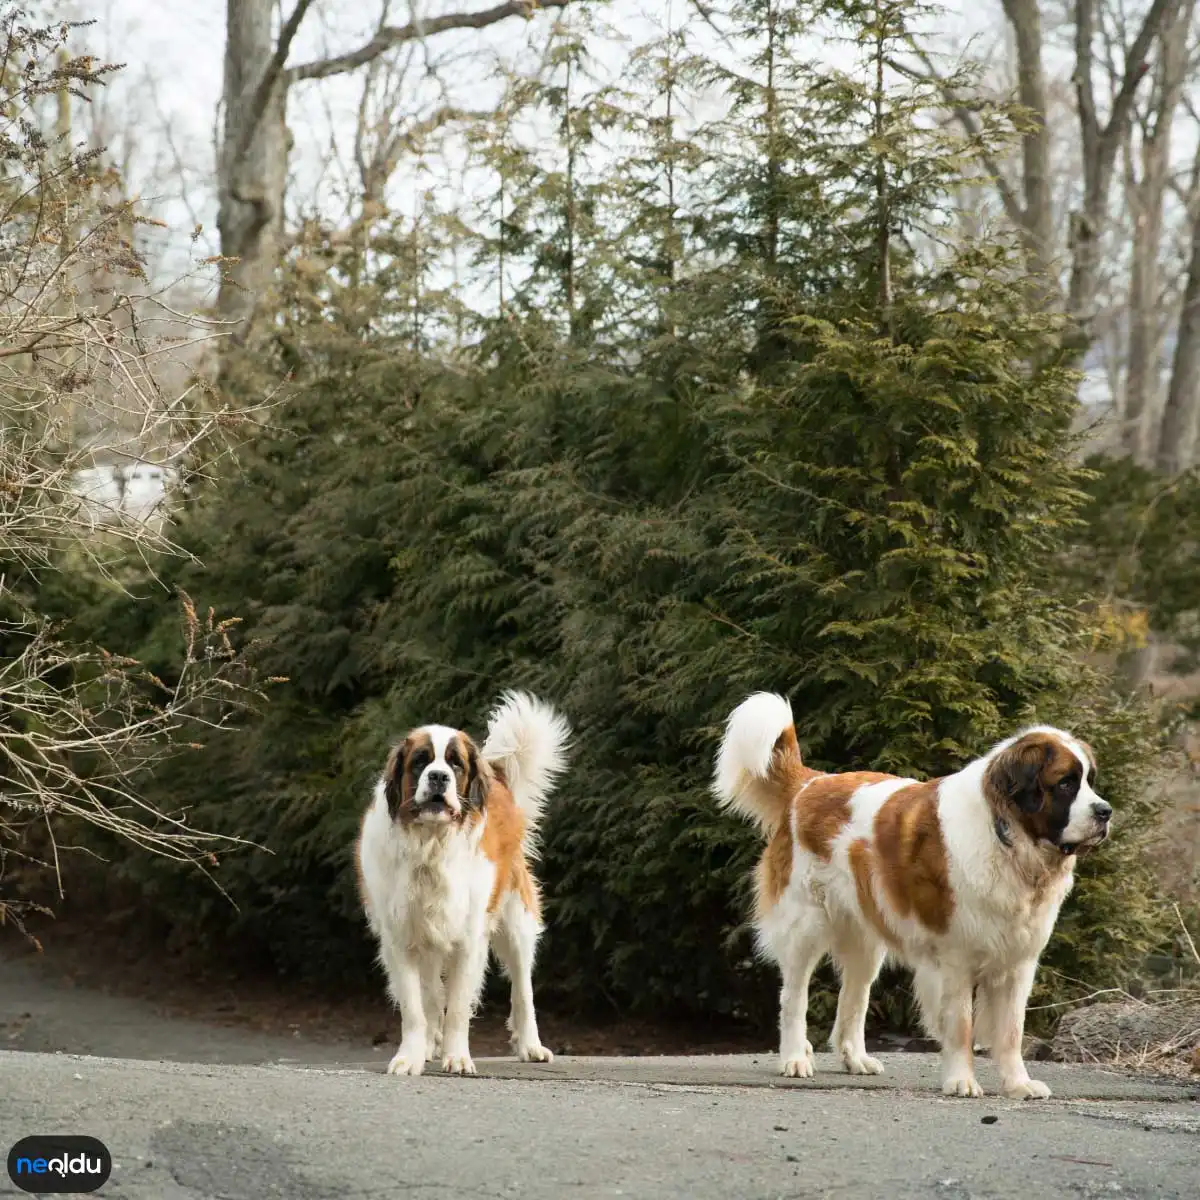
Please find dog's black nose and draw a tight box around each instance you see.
[425,769,450,792]
[1092,800,1113,823]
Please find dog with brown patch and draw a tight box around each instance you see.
[356,690,570,1076]
[714,693,1112,1099]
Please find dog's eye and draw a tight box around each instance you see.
[409,751,430,771]
[1055,777,1078,794]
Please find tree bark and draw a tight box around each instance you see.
[1155,181,1200,473]
[1123,4,1191,460]
[992,0,1178,357]
[217,0,291,334]
[1063,0,1178,351]
[215,0,575,341]
[1000,0,1055,280]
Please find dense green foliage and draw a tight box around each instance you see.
[1069,456,1200,673]
[60,0,1184,1033]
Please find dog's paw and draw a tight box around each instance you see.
[1003,1078,1051,1100]
[781,1054,814,1079]
[442,1053,477,1076]
[942,1075,984,1098]
[517,1043,554,1063]
[386,1047,425,1077]
[842,1052,885,1076]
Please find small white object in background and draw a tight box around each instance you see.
[70,460,179,527]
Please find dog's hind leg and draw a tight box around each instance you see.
[829,934,886,1075]
[771,910,829,1078]
[491,890,553,1063]
[911,962,942,1042]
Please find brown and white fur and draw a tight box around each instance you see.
[356,690,570,1077]
[714,693,1113,1099]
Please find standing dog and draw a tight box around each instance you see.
[714,693,1112,1098]
[357,690,570,1076]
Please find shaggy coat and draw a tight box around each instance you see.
[357,690,570,1076]
[714,693,1112,1098]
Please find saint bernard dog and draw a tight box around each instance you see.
[714,693,1112,1099]
[356,690,570,1076]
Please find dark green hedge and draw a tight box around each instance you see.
[46,0,1186,1033]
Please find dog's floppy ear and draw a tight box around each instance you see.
[986,735,1052,815]
[383,738,409,820]
[465,737,492,812]
[1078,739,1099,785]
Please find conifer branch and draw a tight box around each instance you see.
[893,50,1029,246]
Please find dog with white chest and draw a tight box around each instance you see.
[356,690,570,1076]
[714,692,1112,1099]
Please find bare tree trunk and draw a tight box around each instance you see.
[873,1,892,331]
[1000,0,1055,279]
[1124,5,1191,459]
[1156,185,1200,473]
[1064,0,1178,352]
[217,0,291,334]
[214,0,575,342]
[981,0,1179,358]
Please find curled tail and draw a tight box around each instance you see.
[713,692,807,837]
[482,690,571,848]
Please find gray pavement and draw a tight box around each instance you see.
[1,1050,1198,1200]
[2,954,1198,1199]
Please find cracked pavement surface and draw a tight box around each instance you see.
[1,955,1197,1198]
[1,1051,1196,1199]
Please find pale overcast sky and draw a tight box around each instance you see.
[79,0,995,299]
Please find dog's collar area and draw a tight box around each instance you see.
[993,815,1013,848]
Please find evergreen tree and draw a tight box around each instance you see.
[65,0,1178,1028]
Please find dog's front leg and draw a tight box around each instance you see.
[938,967,983,1097]
[440,939,489,1075]
[381,940,428,1077]
[984,959,1050,1099]
[420,956,445,1061]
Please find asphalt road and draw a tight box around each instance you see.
[1,956,1197,1199]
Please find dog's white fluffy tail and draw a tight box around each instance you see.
[713,692,806,837]
[482,690,571,844]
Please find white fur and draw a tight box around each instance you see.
[716,701,1112,1099]
[481,689,572,850]
[357,693,570,1077]
[713,691,796,833]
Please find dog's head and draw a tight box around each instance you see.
[983,727,1112,856]
[382,724,492,826]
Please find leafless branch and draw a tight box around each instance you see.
[1103,0,1178,166]
[0,17,274,914]
[286,0,575,83]
[145,73,206,235]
